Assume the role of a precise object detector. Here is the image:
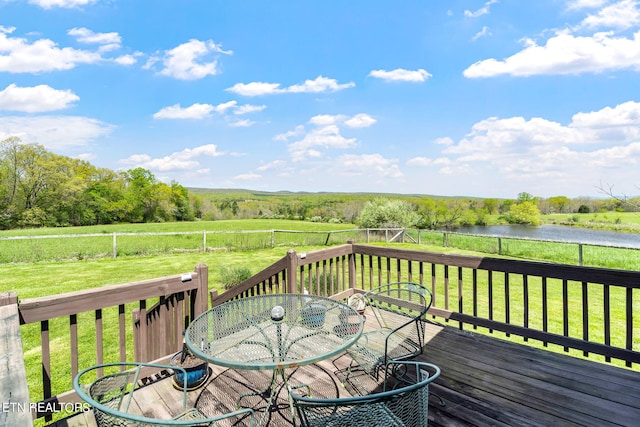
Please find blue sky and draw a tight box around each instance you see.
[1,0,639,198]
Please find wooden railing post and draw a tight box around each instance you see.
[286,249,298,293]
[194,264,209,315]
[0,291,34,427]
[347,240,356,290]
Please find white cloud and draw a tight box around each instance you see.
[213,100,238,113]
[234,173,261,180]
[114,54,137,65]
[153,103,215,119]
[464,0,499,18]
[28,0,97,8]
[336,154,403,178]
[435,101,640,185]
[288,125,357,162]
[579,0,640,30]
[463,30,640,77]
[273,125,305,142]
[344,113,377,128]
[566,0,612,10]
[0,84,79,112]
[282,113,376,161]
[309,114,346,126]
[68,27,122,49]
[472,26,492,41]
[228,119,256,127]
[234,104,266,115]
[227,76,354,96]
[152,101,242,120]
[75,152,96,161]
[257,160,285,171]
[0,31,102,73]
[308,113,376,128]
[0,115,113,149]
[120,144,223,172]
[368,68,432,82]
[157,39,232,80]
[226,82,282,96]
[407,157,433,166]
[286,76,355,93]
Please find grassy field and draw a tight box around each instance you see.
[3,218,639,425]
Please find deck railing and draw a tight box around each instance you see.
[7,241,640,424]
[208,241,640,368]
[14,264,208,422]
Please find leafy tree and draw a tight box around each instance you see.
[505,200,541,225]
[482,198,499,214]
[356,198,419,228]
[548,196,571,213]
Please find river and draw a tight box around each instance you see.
[451,225,640,249]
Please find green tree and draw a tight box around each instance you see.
[548,196,571,213]
[356,198,419,228]
[483,198,499,214]
[505,200,541,225]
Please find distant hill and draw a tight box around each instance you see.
[187,187,483,201]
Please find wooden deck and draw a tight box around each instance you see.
[50,319,640,427]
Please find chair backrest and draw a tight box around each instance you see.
[291,361,440,427]
[364,282,432,344]
[74,362,254,426]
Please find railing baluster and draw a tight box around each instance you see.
[431,264,437,308]
[604,284,611,362]
[41,320,51,421]
[444,265,450,312]
[504,273,510,337]
[119,304,126,365]
[70,314,78,380]
[458,266,463,331]
[523,275,529,342]
[488,271,493,333]
[582,281,589,357]
[563,279,569,352]
[96,309,103,376]
[542,277,548,347]
[626,287,633,368]
[472,269,478,330]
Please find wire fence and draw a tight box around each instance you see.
[0,228,638,268]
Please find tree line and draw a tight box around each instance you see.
[0,137,200,229]
[2,137,638,230]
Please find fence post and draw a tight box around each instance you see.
[203,230,207,252]
[113,232,117,258]
[498,238,502,255]
[578,244,583,266]
[271,230,275,247]
[443,232,447,247]
[286,249,298,293]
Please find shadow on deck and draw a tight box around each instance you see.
[52,321,640,427]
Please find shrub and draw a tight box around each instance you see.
[219,266,253,290]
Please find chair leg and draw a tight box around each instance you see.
[430,391,446,407]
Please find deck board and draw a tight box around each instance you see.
[49,320,640,427]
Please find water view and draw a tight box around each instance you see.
[452,225,640,249]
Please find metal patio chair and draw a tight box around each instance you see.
[345,282,432,380]
[74,362,255,426]
[290,360,440,427]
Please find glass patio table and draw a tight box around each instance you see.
[185,293,364,425]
